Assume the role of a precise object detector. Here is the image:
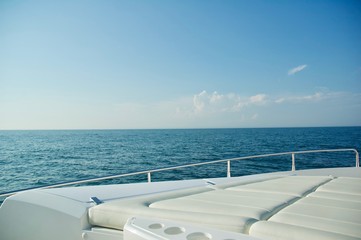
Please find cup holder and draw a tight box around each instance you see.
[186,232,212,240]
[148,223,165,229]
[129,218,244,240]
[164,226,186,235]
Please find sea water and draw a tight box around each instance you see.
[1,127,360,197]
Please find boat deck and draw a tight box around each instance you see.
[88,173,361,240]
[1,166,360,240]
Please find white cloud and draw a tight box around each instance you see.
[192,91,267,113]
[275,97,285,103]
[1,88,360,130]
[193,90,207,112]
[250,94,267,104]
[210,91,224,103]
[299,92,323,101]
[288,64,307,75]
[104,89,359,129]
[274,91,332,104]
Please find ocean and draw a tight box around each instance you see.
[1,127,360,199]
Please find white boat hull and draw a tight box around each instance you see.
[1,167,360,240]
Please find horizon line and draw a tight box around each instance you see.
[1,125,360,131]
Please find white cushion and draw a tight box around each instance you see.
[270,212,361,238]
[227,176,332,197]
[249,221,360,240]
[88,186,256,232]
[298,195,361,211]
[253,176,361,240]
[150,189,293,220]
[317,177,361,196]
[308,191,361,202]
[88,176,332,234]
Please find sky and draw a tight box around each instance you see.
[0,0,360,130]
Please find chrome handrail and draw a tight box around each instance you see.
[0,148,358,198]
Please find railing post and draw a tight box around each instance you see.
[147,172,151,183]
[227,160,231,177]
[356,151,359,168]
[291,153,296,171]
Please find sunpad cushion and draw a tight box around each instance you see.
[249,221,360,240]
[250,177,361,240]
[88,175,333,234]
[226,176,332,196]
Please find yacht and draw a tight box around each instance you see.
[0,148,360,240]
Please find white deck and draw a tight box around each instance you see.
[0,167,360,240]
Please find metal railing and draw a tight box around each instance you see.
[0,148,359,198]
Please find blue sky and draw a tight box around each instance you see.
[0,0,360,129]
